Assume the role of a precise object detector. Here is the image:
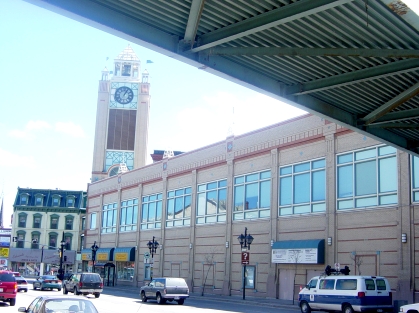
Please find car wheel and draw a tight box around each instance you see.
[343,305,354,313]
[300,301,311,313]
[74,287,81,295]
[9,298,16,306]
[58,288,61,292]
[24,289,28,293]
[63,286,68,294]
[177,299,184,305]
[40,286,45,291]
[141,291,147,303]
[94,293,100,298]
[156,293,166,304]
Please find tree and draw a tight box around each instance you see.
[202,247,218,296]
[289,249,302,305]
[350,252,363,275]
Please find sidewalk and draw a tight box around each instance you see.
[102,284,300,310]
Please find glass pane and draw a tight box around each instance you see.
[157,194,162,200]
[168,191,175,198]
[184,195,191,217]
[294,162,310,173]
[234,185,244,211]
[280,166,292,175]
[245,183,258,209]
[379,194,397,205]
[148,202,156,221]
[235,176,244,184]
[218,189,227,213]
[185,187,192,194]
[379,157,397,193]
[280,176,292,205]
[133,205,138,224]
[175,189,184,196]
[120,208,126,225]
[413,157,419,189]
[312,159,325,169]
[260,171,271,179]
[414,191,419,202]
[244,210,258,219]
[142,204,148,222]
[312,203,326,212]
[206,216,216,223]
[279,207,292,216]
[167,199,174,219]
[127,207,133,224]
[156,201,162,221]
[217,214,226,222]
[197,193,206,216]
[113,210,117,226]
[198,185,206,192]
[207,182,217,190]
[259,209,270,218]
[245,173,258,182]
[378,145,396,156]
[206,190,217,215]
[337,199,353,210]
[294,173,309,204]
[294,205,310,214]
[260,180,270,208]
[312,170,325,201]
[174,197,183,218]
[219,180,227,187]
[142,196,149,202]
[356,196,377,207]
[355,148,376,161]
[355,160,376,196]
[337,153,352,164]
[338,165,353,198]
[149,195,156,201]
[197,217,205,224]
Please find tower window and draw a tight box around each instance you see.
[122,64,131,76]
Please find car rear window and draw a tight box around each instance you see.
[166,278,187,286]
[82,274,101,282]
[376,279,387,290]
[0,273,16,282]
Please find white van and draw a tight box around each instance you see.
[299,275,393,313]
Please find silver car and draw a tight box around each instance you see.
[140,277,189,305]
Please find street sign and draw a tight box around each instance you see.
[144,251,150,259]
[241,251,250,265]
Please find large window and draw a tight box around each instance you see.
[102,203,117,233]
[66,196,75,207]
[52,196,61,207]
[413,156,419,203]
[196,179,227,224]
[166,187,191,227]
[18,213,27,228]
[20,194,28,205]
[279,159,326,216]
[337,145,397,210]
[65,216,74,230]
[33,214,42,228]
[35,194,44,206]
[49,233,57,249]
[31,232,40,249]
[50,215,59,229]
[116,262,135,281]
[16,231,25,248]
[90,213,97,230]
[64,233,72,250]
[120,198,138,232]
[141,194,162,229]
[233,170,271,220]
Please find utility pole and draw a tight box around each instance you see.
[58,231,65,280]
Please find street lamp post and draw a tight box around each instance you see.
[58,232,65,280]
[147,236,159,280]
[237,227,254,300]
[91,241,99,273]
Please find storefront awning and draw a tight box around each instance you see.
[96,248,114,262]
[271,239,325,264]
[113,247,135,262]
[81,248,92,261]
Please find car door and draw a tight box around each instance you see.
[145,280,156,299]
[68,274,76,292]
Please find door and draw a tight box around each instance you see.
[279,269,295,300]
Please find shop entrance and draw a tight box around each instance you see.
[104,263,115,286]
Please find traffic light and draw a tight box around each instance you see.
[340,266,351,275]
[12,237,17,242]
[64,256,67,262]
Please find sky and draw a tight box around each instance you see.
[0,0,418,226]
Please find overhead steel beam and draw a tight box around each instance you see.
[368,123,419,129]
[371,108,419,124]
[183,0,205,47]
[208,47,419,58]
[190,0,353,53]
[284,59,419,96]
[361,82,419,125]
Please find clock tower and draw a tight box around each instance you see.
[91,45,151,182]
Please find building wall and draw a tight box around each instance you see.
[86,114,417,301]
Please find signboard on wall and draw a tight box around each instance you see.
[272,248,318,264]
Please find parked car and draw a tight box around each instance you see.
[33,275,62,291]
[15,276,29,292]
[18,295,99,313]
[140,277,189,305]
[62,273,103,298]
[0,270,17,306]
[299,272,393,313]
[400,303,419,313]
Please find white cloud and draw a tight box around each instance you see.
[0,149,36,168]
[8,129,30,139]
[26,120,51,130]
[54,122,85,137]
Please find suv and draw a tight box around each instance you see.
[62,273,103,298]
[299,274,393,313]
[140,277,189,305]
[12,272,28,292]
[0,271,17,306]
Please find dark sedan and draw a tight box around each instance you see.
[18,296,98,313]
[33,275,61,291]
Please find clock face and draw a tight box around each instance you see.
[114,86,134,104]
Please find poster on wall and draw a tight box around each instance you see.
[271,248,318,264]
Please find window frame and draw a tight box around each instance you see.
[66,196,76,208]
[166,187,192,227]
[35,193,44,206]
[48,232,58,249]
[33,214,42,228]
[65,215,74,230]
[196,179,227,224]
[233,170,271,220]
[102,202,117,233]
[20,193,29,206]
[412,155,419,203]
[50,214,59,229]
[120,198,138,232]
[18,213,27,228]
[52,196,61,207]
[16,231,25,248]
[90,213,97,230]
[278,158,326,216]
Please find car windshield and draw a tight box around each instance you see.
[44,299,98,313]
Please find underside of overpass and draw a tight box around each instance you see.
[25,0,419,156]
